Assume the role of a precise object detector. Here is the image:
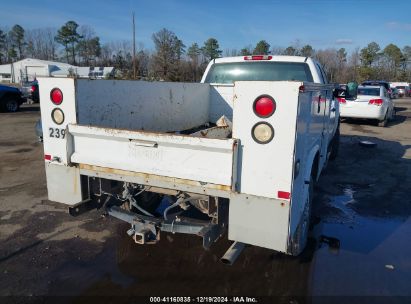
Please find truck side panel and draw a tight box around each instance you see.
[39,77,77,166]
[288,89,322,238]
[288,84,335,239]
[39,78,85,205]
[232,81,300,199]
[228,81,301,252]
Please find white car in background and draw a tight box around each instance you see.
[339,85,395,127]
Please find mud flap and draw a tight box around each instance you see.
[228,193,290,252]
[45,163,83,205]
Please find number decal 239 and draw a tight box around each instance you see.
[49,128,66,139]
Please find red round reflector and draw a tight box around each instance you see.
[50,88,63,105]
[254,96,275,118]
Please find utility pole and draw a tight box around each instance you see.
[132,11,136,79]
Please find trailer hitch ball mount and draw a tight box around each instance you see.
[128,226,159,245]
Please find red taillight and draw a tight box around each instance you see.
[278,191,291,200]
[44,154,51,161]
[244,55,273,61]
[337,97,346,104]
[30,85,36,92]
[369,98,383,106]
[253,96,276,118]
[50,88,63,105]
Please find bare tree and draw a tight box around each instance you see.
[315,48,340,82]
[271,46,285,55]
[224,48,239,57]
[77,25,101,65]
[151,28,185,81]
[240,45,253,56]
[345,47,360,82]
[25,28,58,60]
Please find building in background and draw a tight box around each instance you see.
[0,58,114,83]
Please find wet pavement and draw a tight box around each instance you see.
[0,100,411,303]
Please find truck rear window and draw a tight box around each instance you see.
[204,62,313,84]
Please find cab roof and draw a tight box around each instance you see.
[212,55,310,64]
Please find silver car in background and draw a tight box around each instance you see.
[390,87,399,99]
[339,85,395,127]
[395,86,410,97]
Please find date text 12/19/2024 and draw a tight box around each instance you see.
[149,297,258,303]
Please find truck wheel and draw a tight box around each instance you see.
[290,176,313,256]
[377,113,388,127]
[329,127,340,161]
[5,98,19,112]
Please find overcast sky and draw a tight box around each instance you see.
[1,0,410,52]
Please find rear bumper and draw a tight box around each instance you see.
[340,105,386,120]
[46,162,291,253]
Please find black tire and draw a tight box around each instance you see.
[377,113,388,127]
[329,127,340,161]
[4,98,19,112]
[390,108,396,121]
[290,175,314,256]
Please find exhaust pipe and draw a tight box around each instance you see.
[221,242,245,265]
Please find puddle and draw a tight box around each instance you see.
[315,183,372,225]
[45,226,313,298]
[310,184,411,297]
[311,216,411,297]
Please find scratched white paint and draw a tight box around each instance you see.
[38,77,77,165]
[232,81,300,198]
[75,80,211,132]
[69,124,237,186]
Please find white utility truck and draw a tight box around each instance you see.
[39,55,340,264]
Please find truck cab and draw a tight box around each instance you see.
[201,55,339,150]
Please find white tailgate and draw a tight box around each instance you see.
[68,124,238,186]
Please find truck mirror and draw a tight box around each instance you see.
[346,81,358,100]
[333,87,346,98]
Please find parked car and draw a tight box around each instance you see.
[395,86,410,97]
[361,80,392,96]
[21,80,39,103]
[339,85,395,127]
[0,84,26,112]
[390,87,399,99]
[391,88,400,99]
